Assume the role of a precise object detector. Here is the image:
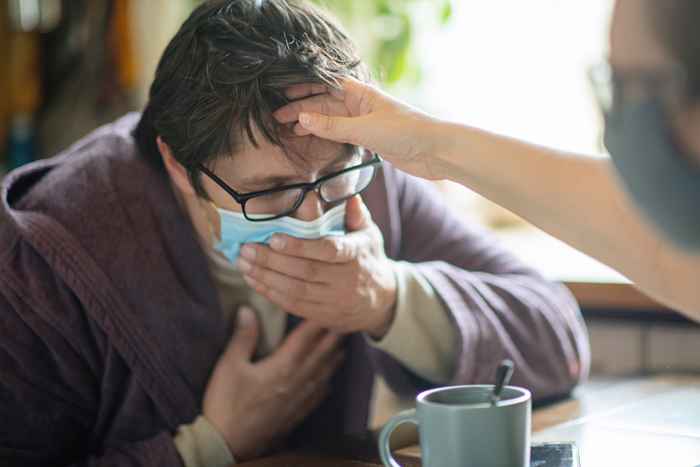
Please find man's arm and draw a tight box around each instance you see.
[0,289,188,467]
[369,166,590,401]
[364,259,459,384]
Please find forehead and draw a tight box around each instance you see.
[610,0,671,68]
[213,130,351,177]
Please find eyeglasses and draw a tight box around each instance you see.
[588,61,689,119]
[199,151,382,221]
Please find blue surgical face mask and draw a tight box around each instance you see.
[212,203,347,264]
[604,98,700,251]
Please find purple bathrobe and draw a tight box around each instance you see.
[0,114,589,466]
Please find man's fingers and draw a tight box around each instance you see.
[269,233,363,263]
[249,280,328,323]
[316,332,345,361]
[239,244,339,283]
[298,332,343,372]
[296,350,344,400]
[251,285,334,326]
[224,307,259,363]
[241,264,337,303]
[315,348,346,383]
[283,383,331,433]
[263,319,326,369]
[298,335,345,381]
[287,349,344,421]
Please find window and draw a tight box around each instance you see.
[410,0,613,154]
[401,1,634,295]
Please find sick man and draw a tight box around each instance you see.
[0,1,589,466]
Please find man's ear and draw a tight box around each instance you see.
[157,137,196,196]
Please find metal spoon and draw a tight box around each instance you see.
[490,359,514,406]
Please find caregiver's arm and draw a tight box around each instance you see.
[275,79,700,319]
[438,125,699,316]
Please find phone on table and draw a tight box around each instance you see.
[531,443,580,467]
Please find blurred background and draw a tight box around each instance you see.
[2,0,699,375]
[0,0,608,178]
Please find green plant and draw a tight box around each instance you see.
[311,0,453,86]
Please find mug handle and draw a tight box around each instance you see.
[378,409,419,467]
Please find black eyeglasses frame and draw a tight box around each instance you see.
[198,153,383,222]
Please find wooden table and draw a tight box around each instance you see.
[241,375,700,467]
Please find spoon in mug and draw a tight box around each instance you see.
[490,359,514,406]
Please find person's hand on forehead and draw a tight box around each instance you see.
[272,78,443,181]
[274,82,355,138]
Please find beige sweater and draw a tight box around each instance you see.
[173,252,458,467]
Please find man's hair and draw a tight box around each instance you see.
[133,0,367,196]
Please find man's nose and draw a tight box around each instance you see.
[293,190,325,221]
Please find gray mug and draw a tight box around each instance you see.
[379,385,531,467]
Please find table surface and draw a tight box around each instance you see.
[240,374,700,467]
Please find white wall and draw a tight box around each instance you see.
[410,0,614,155]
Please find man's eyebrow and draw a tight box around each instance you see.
[238,148,357,189]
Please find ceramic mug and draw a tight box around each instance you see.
[379,385,531,467]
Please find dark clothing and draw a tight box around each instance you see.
[0,114,589,466]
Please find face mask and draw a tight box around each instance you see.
[212,203,347,264]
[604,98,700,251]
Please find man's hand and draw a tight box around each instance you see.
[203,307,344,461]
[237,196,398,339]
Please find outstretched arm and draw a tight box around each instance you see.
[275,78,700,319]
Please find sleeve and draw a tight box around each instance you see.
[0,286,186,467]
[365,261,458,384]
[174,416,235,467]
[368,166,591,401]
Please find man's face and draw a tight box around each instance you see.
[201,131,362,222]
